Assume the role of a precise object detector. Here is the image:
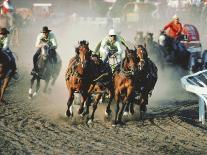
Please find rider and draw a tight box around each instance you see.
[0,27,17,76]
[162,15,185,55]
[99,29,127,65]
[32,26,58,73]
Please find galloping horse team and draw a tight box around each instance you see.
[0,25,157,126]
[65,36,158,126]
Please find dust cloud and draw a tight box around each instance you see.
[16,1,202,121]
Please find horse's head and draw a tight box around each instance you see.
[123,48,139,75]
[77,40,90,68]
[40,44,50,60]
[135,45,147,71]
[158,31,168,47]
[145,32,153,43]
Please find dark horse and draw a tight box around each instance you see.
[0,51,14,104]
[85,55,114,124]
[113,48,139,125]
[29,44,61,99]
[65,42,95,117]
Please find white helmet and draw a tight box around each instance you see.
[108,29,116,36]
[172,14,179,20]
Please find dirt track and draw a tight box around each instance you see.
[0,70,207,155]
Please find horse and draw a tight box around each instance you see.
[65,42,95,117]
[113,48,139,125]
[85,55,114,124]
[29,44,61,99]
[0,51,13,104]
[144,32,165,68]
[124,45,158,120]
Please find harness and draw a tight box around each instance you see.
[119,58,136,78]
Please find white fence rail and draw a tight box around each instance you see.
[181,70,207,124]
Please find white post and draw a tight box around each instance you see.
[199,97,205,124]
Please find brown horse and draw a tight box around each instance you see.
[0,52,13,105]
[65,41,94,117]
[113,48,139,125]
[86,55,114,124]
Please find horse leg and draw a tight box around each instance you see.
[43,79,49,93]
[66,89,74,118]
[82,94,91,116]
[118,87,133,124]
[78,93,87,115]
[113,90,120,126]
[105,87,113,117]
[139,93,148,122]
[29,76,36,99]
[0,77,10,104]
[89,93,102,122]
[33,78,40,97]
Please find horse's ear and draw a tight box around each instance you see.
[144,43,146,49]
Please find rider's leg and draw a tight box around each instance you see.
[33,48,41,71]
[100,49,109,64]
[6,49,17,72]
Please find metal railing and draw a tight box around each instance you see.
[181,70,207,124]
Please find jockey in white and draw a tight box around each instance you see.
[100,29,126,66]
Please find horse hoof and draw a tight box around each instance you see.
[105,109,112,117]
[33,92,37,97]
[123,112,129,116]
[118,120,125,126]
[87,119,93,124]
[111,120,117,127]
[129,109,135,115]
[78,108,84,115]
[28,93,32,99]
[66,110,72,118]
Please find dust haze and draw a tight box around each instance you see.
[16,1,201,121]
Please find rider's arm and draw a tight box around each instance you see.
[35,33,43,48]
[119,35,128,49]
[163,22,173,30]
[94,41,101,55]
[100,38,107,52]
[49,33,58,49]
[115,41,123,55]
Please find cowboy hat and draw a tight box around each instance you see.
[41,26,51,33]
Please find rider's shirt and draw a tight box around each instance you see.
[100,36,123,55]
[0,36,9,50]
[164,21,182,39]
[35,32,57,49]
